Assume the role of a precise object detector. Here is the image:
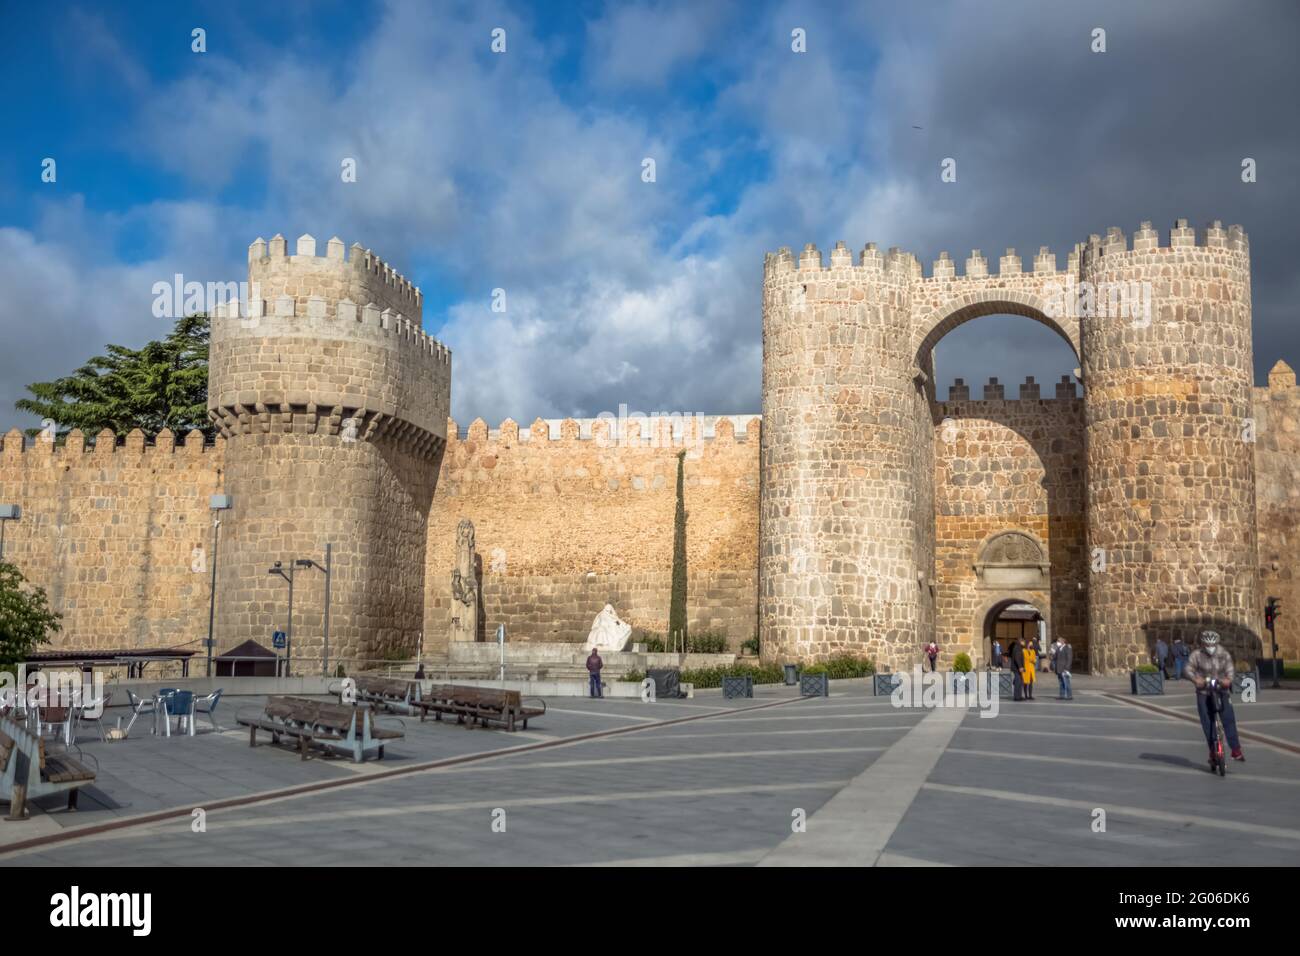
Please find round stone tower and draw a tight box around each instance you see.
[208,234,450,668]
[760,241,934,667]
[1080,219,1259,669]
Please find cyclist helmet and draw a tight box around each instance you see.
[1199,630,1220,647]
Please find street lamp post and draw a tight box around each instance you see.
[296,543,333,677]
[0,504,20,561]
[269,561,296,677]
[206,495,233,677]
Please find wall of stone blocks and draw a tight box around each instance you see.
[0,428,223,653]
[1081,222,1259,671]
[931,392,1089,671]
[423,416,761,652]
[1255,364,1300,660]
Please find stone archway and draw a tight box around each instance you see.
[912,290,1081,373]
[978,594,1047,666]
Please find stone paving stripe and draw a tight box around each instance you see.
[11,779,853,851]
[661,726,920,740]
[956,725,1219,746]
[569,849,769,866]
[945,748,1300,786]
[0,693,809,858]
[1104,693,1300,756]
[922,782,1300,841]
[758,706,968,867]
[543,707,660,722]
[429,745,886,775]
[876,851,954,867]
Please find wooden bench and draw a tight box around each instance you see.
[335,676,421,715]
[414,685,545,732]
[1,716,97,819]
[236,696,404,762]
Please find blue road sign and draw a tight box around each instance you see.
[272,630,287,649]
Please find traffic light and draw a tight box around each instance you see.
[1264,596,1281,630]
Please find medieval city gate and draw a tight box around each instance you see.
[760,221,1261,675]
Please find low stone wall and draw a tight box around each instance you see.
[427,570,757,650]
[446,641,735,671]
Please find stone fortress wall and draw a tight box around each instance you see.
[0,225,1297,672]
[761,219,1294,672]
[205,235,450,665]
[0,373,1295,665]
[422,414,761,652]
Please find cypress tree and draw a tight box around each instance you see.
[668,449,688,650]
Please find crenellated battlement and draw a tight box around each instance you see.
[1,427,221,460]
[211,295,450,364]
[1081,219,1249,268]
[765,218,1250,284]
[249,234,422,313]
[445,414,761,447]
[938,375,1080,403]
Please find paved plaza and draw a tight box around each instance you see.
[4,678,1300,866]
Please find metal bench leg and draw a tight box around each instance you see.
[248,724,258,747]
[300,734,310,760]
[67,788,79,811]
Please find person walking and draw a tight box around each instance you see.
[1009,639,1025,701]
[1172,637,1190,680]
[991,639,1003,670]
[586,648,604,698]
[1054,636,1074,700]
[1022,639,1038,700]
[925,640,940,673]
[1154,636,1170,679]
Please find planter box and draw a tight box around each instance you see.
[873,673,903,696]
[948,671,976,693]
[1130,670,1165,695]
[722,675,754,699]
[995,671,1015,699]
[800,673,829,698]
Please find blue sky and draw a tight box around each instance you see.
[1,0,1296,428]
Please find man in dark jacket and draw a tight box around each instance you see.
[1154,637,1170,678]
[1009,640,1025,701]
[1054,637,1074,700]
[586,649,604,698]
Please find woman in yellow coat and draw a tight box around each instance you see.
[1022,640,1038,699]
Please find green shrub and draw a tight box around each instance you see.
[815,654,876,680]
[679,661,785,689]
[687,631,728,654]
[740,633,760,655]
[621,669,646,683]
[953,653,972,673]
[632,629,665,652]
[1135,663,1158,673]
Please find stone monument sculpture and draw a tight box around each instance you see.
[585,604,632,652]
[450,518,479,642]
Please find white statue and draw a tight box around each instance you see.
[585,604,632,652]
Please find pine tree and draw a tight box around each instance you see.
[16,313,212,440]
[668,449,688,650]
